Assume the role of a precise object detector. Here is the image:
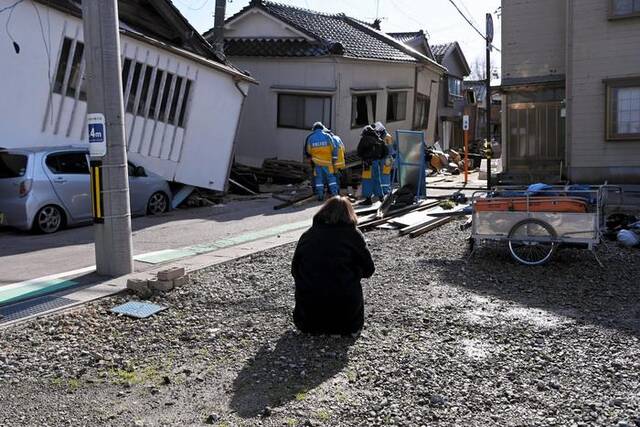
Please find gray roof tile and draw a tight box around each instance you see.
[219,1,436,63]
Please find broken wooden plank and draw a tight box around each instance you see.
[273,193,316,210]
[409,216,456,238]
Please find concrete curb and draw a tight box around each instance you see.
[0,228,306,329]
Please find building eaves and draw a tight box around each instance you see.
[217,0,446,70]
[31,0,254,82]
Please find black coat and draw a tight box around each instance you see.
[291,219,375,335]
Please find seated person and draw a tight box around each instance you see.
[291,196,375,336]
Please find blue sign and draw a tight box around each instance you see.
[88,123,105,143]
[87,113,107,157]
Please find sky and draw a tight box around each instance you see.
[172,0,502,77]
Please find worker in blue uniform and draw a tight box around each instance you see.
[304,122,339,201]
[359,125,384,205]
[328,131,346,191]
[374,122,395,196]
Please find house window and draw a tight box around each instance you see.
[606,78,640,140]
[447,76,463,107]
[351,93,377,128]
[53,37,87,101]
[386,91,407,122]
[448,77,462,98]
[610,0,640,18]
[121,58,194,128]
[277,94,332,130]
[414,94,430,130]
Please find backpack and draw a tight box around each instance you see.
[357,126,389,161]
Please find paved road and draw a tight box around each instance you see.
[0,196,321,286]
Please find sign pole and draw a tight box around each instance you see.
[82,1,133,276]
[463,115,469,184]
[485,12,493,191]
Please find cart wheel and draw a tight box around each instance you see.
[507,219,557,266]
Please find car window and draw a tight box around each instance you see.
[46,152,89,175]
[0,152,27,178]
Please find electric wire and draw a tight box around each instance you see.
[446,0,500,52]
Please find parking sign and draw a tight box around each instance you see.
[87,113,107,157]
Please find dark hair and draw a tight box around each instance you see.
[314,196,358,226]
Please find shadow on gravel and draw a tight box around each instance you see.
[419,243,640,337]
[230,330,351,418]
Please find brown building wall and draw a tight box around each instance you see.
[568,0,640,182]
[501,0,566,80]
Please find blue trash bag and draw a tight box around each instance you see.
[526,183,554,196]
[567,184,595,204]
[617,229,640,248]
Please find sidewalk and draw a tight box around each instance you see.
[0,198,319,326]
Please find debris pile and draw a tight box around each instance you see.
[126,267,188,299]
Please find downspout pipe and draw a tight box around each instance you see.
[565,0,574,182]
[224,77,251,192]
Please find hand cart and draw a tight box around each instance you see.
[469,185,619,266]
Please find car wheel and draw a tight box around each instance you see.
[147,192,168,215]
[34,205,64,234]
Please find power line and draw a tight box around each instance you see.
[176,0,211,11]
[387,0,426,30]
[446,0,500,52]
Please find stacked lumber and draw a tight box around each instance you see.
[232,160,311,186]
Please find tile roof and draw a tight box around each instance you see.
[225,39,334,57]
[39,0,225,63]
[217,0,442,66]
[430,42,456,64]
[387,31,423,45]
[387,30,434,60]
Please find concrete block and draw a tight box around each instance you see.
[172,276,188,287]
[126,278,152,299]
[157,267,185,281]
[149,279,174,292]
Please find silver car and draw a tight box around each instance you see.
[0,146,172,233]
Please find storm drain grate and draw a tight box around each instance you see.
[0,295,78,324]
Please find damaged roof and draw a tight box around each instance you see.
[212,0,444,69]
[34,0,254,81]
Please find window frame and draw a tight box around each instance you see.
[276,93,333,130]
[605,77,640,141]
[386,90,408,123]
[45,151,90,175]
[413,93,431,130]
[351,93,378,129]
[609,0,640,19]
[447,76,463,107]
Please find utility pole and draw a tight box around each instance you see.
[82,0,134,276]
[212,0,227,58]
[485,12,493,190]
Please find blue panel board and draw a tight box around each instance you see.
[110,301,167,319]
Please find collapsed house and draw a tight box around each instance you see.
[207,0,446,167]
[0,0,255,191]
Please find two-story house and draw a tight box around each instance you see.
[206,0,446,167]
[430,42,471,151]
[387,35,472,151]
[501,0,640,183]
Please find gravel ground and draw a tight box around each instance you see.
[1,221,640,426]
